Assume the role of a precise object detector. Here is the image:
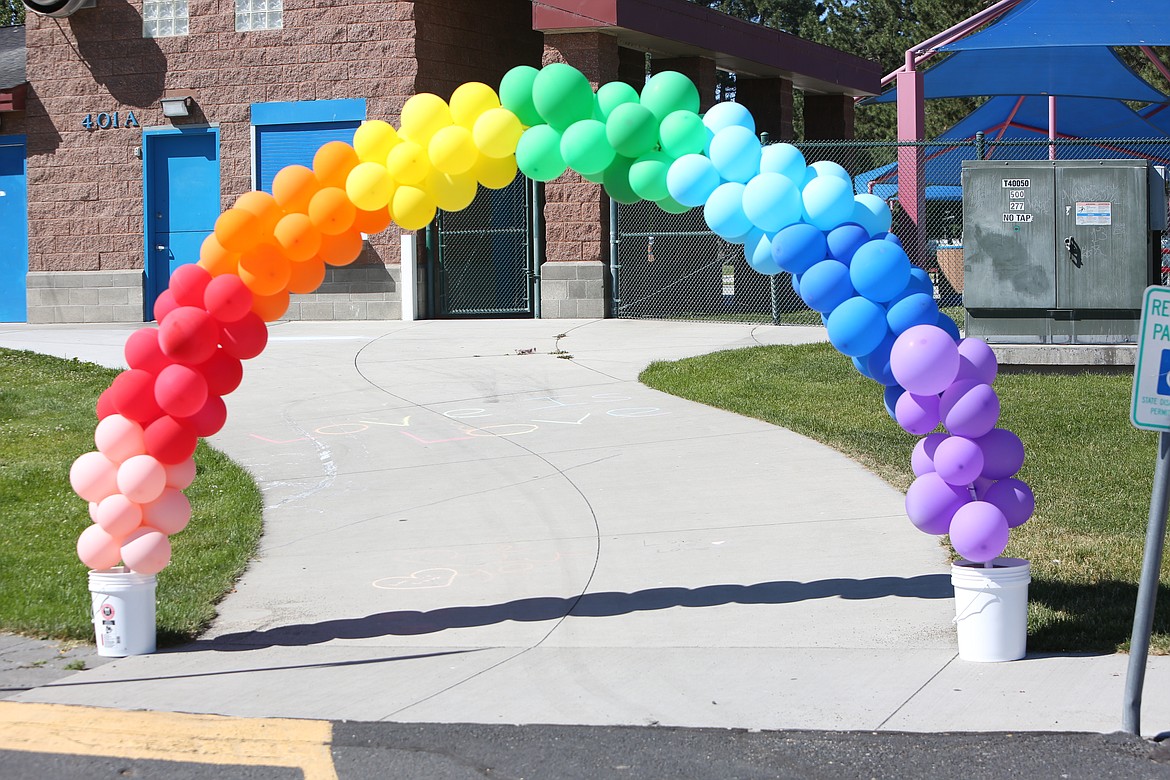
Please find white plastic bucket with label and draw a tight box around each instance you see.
[89,566,157,657]
[951,557,1030,662]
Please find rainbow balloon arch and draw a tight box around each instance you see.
[69,64,1035,577]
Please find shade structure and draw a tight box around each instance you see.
[937,0,1170,50]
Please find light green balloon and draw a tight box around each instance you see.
[532,63,595,131]
[602,155,640,205]
[596,81,640,120]
[659,110,709,158]
[516,125,566,182]
[628,150,672,202]
[655,194,692,214]
[499,65,543,127]
[606,103,659,159]
[640,71,700,122]
[561,119,616,176]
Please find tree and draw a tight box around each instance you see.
[1,0,25,26]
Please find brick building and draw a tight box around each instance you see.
[0,0,878,324]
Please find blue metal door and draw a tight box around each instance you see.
[0,137,28,322]
[144,129,220,319]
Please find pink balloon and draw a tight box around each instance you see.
[120,528,172,575]
[890,324,960,396]
[911,433,947,476]
[940,380,1001,439]
[94,414,146,464]
[905,472,970,535]
[143,488,192,535]
[955,337,998,386]
[70,451,119,503]
[949,500,1010,563]
[94,493,144,538]
[165,457,197,490]
[932,435,985,487]
[155,363,209,419]
[88,501,99,521]
[975,428,1025,480]
[984,478,1035,528]
[894,392,940,436]
[77,523,122,570]
[116,454,168,504]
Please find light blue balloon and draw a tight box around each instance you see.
[708,125,761,184]
[850,239,911,303]
[853,193,893,236]
[703,182,753,242]
[760,143,806,182]
[806,160,851,184]
[744,228,781,275]
[743,172,801,233]
[801,176,855,232]
[771,223,827,275]
[702,101,756,135]
[887,292,940,335]
[826,296,889,357]
[666,153,722,208]
[799,259,854,314]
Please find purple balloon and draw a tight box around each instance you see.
[949,500,1010,563]
[933,435,985,486]
[974,428,1025,480]
[956,337,998,385]
[895,391,941,436]
[972,476,995,499]
[890,324,960,396]
[905,472,971,535]
[940,380,1001,438]
[911,432,947,476]
[984,478,1035,528]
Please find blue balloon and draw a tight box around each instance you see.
[937,311,963,341]
[704,182,753,242]
[744,229,780,274]
[850,240,911,303]
[667,154,722,208]
[759,143,806,182]
[801,176,855,232]
[708,125,762,184]
[864,332,899,386]
[702,101,756,135]
[851,355,877,381]
[806,160,851,184]
[826,296,889,357]
[887,292,940,335]
[883,232,904,247]
[799,259,853,314]
[907,266,933,296]
[771,223,827,275]
[883,384,905,421]
[791,271,802,298]
[852,193,892,236]
[826,224,870,265]
[743,172,801,233]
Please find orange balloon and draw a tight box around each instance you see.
[273,212,323,263]
[318,229,364,267]
[234,191,285,236]
[313,141,360,189]
[251,288,290,322]
[272,165,320,214]
[308,187,357,236]
[237,242,292,297]
[214,208,263,253]
[351,206,392,235]
[287,257,327,294]
[198,234,239,277]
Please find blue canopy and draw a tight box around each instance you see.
[937,0,1170,49]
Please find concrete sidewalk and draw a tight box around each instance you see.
[1,318,1167,736]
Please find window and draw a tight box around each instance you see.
[143,0,189,38]
[236,0,283,32]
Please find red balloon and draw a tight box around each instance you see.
[219,312,268,360]
[203,274,254,323]
[152,289,179,323]
[143,415,198,465]
[96,388,117,420]
[194,348,243,396]
[110,369,162,426]
[158,306,220,365]
[181,394,227,437]
[154,363,209,419]
[169,263,212,308]
[124,327,170,374]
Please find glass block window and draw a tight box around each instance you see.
[143,0,189,38]
[236,0,284,32]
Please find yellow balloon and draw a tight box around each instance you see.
[352,120,399,164]
[385,140,431,185]
[391,185,437,231]
[427,169,478,212]
[473,108,524,159]
[428,125,478,175]
[474,154,519,190]
[450,82,501,128]
[399,93,452,144]
[344,162,396,211]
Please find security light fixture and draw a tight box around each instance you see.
[160,96,193,119]
[22,0,96,18]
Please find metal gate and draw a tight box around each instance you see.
[428,172,539,317]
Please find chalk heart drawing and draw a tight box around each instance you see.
[373,568,458,590]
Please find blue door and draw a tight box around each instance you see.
[144,129,220,319]
[0,137,28,322]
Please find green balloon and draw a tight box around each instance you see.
[655,194,692,214]
[640,71,700,122]
[659,109,709,158]
[499,66,544,127]
[596,81,640,120]
[516,125,566,182]
[628,150,672,202]
[532,63,595,131]
[561,119,616,176]
[602,155,640,204]
[605,103,659,159]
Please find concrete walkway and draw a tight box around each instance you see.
[1,319,1167,735]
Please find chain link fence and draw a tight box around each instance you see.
[612,136,1170,324]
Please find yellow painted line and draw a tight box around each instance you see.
[0,702,338,780]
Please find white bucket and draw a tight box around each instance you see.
[89,566,157,657]
[951,557,1030,662]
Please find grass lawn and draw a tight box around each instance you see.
[641,341,1170,654]
[0,348,263,646]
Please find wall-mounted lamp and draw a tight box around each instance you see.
[160,96,193,118]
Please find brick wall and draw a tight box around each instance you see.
[414,0,542,96]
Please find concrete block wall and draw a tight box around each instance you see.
[540,261,605,319]
[285,263,402,321]
[26,270,143,323]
